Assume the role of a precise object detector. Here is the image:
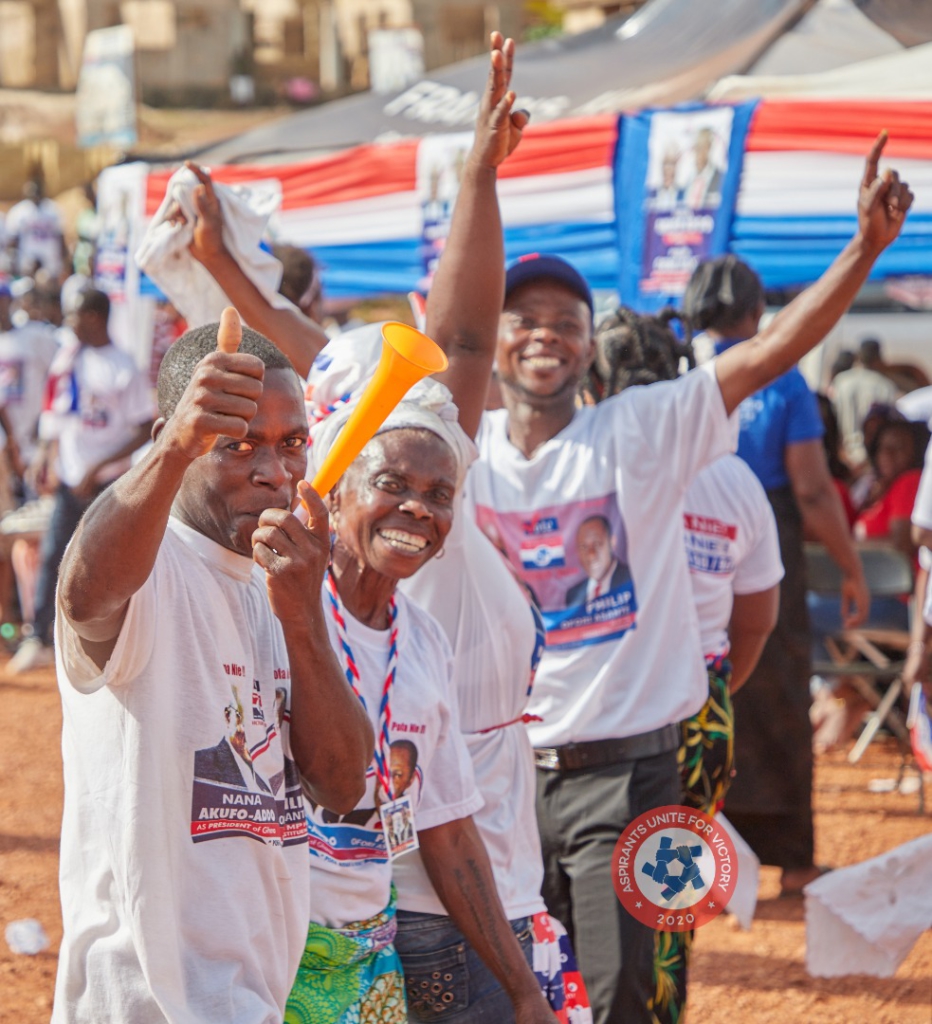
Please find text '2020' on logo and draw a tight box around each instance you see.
[612,805,737,931]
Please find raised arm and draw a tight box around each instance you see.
[182,162,329,378]
[716,134,914,415]
[59,309,264,664]
[426,33,528,439]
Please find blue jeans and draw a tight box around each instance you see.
[34,484,102,645]
[395,911,534,1023]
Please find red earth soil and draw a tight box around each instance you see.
[1,661,930,1023]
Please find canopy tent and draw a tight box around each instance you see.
[193,0,810,164]
[742,0,903,77]
[854,0,932,47]
[710,38,932,101]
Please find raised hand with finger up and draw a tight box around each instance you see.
[858,131,915,254]
[470,32,530,172]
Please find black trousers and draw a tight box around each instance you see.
[536,748,681,1024]
[724,485,815,870]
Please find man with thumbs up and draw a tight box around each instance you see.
[52,310,373,1024]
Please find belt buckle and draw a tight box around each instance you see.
[534,748,560,771]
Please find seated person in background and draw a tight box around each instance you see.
[815,393,856,530]
[854,416,928,563]
[813,414,927,753]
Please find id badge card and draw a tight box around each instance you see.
[380,794,419,860]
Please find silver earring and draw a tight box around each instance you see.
[435,548,446,560]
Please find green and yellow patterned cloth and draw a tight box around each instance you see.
[649,658,734,1024]
[678,657,735,813]
[285,887,406,1024]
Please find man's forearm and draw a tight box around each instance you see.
[717,235,880,413]
[200,248,327,377]
[427,160,504,360]
[798,483,862,577]
[426,161,504,439]
[283,616,372,815]
[420,817,544,1008]
[59,437,192,637]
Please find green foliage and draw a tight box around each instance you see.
[523,1,565,42]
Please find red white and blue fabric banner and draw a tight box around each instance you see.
[144,115,619,300]
[137,100,932,311]
[731,99,932,289]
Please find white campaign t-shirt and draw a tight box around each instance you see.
[39,341,155,487]
[468,361,735,747]
[310,585,483,929]
[0,324,58,462]
[53,517,309,1024]
[396,495,547,919]
[5,196,64,277]
[684,454,784,660]
[912,436,932,531]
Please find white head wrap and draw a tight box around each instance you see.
[305,322,477,490]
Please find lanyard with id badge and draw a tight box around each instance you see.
[326,569,419,860]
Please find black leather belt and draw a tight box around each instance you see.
[534,724,680,772]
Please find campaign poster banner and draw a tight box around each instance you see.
[76,25,137,149]
[416,132,472,289]
[615,101,758,313]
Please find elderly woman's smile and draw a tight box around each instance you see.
[330,428,457,584]
[377,528,430,554]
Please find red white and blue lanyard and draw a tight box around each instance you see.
[326,567,399,801]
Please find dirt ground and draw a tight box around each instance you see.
[1,660,931,1024]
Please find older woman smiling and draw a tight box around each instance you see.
[285,363,555,1024]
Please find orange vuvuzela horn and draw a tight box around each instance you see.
[309,322,449,498]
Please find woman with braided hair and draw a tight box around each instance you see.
[589,307,784,1023]
[682,255,870,898]
[582,306,693,402]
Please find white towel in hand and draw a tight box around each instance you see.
[135,166,293,328]
[805,833,932,977]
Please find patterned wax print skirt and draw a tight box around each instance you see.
[285,886,406,1024]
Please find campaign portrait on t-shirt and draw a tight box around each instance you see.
[475,496,638,651]
[306,729,426,866]
[564,515,633,606]
[0,359,25,405]
[191,682,305,847]
[267,686,302,799]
